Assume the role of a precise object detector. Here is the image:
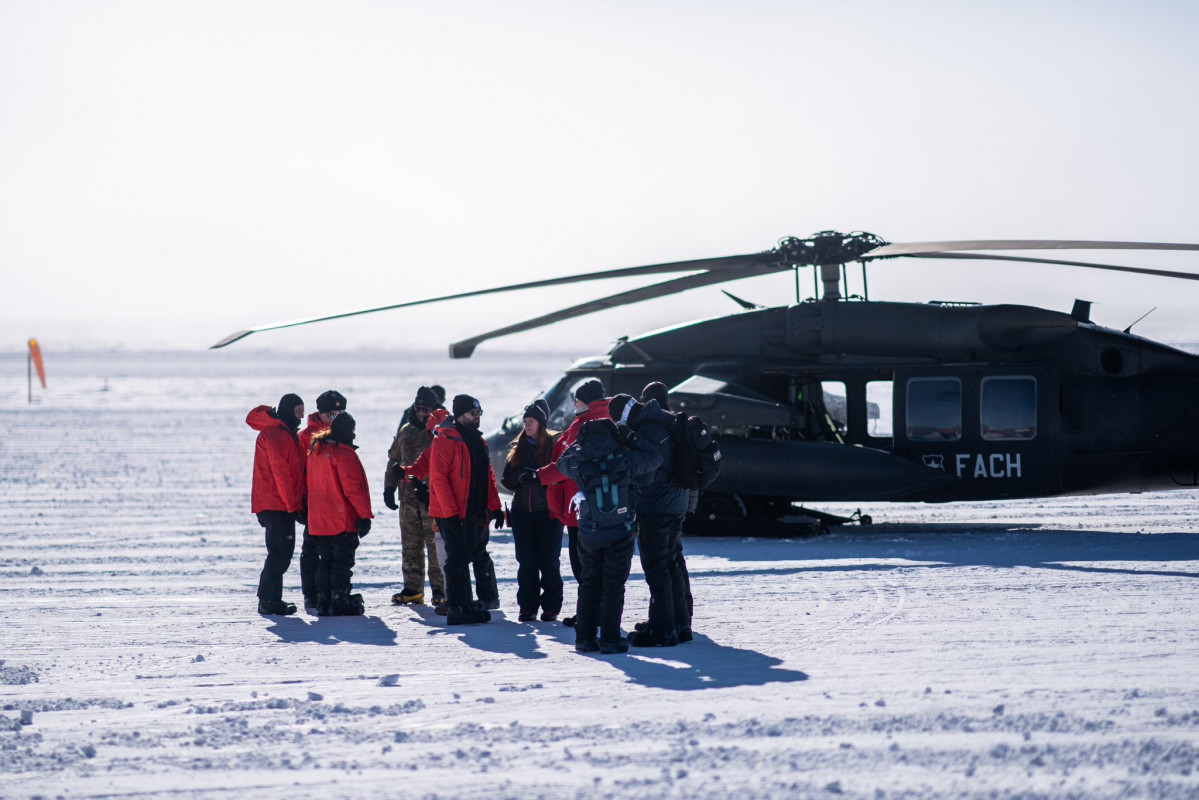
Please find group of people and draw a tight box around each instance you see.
[247,377,704,654]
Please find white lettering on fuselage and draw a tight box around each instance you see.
[953,453,1023,478]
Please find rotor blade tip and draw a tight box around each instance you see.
[210,330,253,349]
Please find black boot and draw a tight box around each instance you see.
[628,627,679,647]
[315,593,331,617]
[599,637,629,655]
[258,599,297,616]
[447,605,491,625]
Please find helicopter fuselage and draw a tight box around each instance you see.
[487,300,1199,516]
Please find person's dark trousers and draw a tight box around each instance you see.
[566,525,582,582]
[576,533,635,644]
[511,508,565,615]
[671,520,693,624]
[473,520,499,605]
[313,531,360,596]
[637,513,688,637]
[257,510,296,603]
[438,516,475,610]
[299,527,319,600]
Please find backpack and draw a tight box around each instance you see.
[669,413,722,491]
[570,430,637,535]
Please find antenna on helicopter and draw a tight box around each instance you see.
[1122,307,1157,334]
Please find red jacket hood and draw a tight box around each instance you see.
[247,405,288,432]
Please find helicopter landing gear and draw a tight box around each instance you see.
[686,492,825,537]
[792,506,872,527]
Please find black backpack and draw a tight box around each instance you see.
[570,425,637,534]
[669,413,722,491]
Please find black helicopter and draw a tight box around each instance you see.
[213,231,1199,530]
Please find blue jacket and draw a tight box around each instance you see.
[556,420,661,542]
[627,400,689,516]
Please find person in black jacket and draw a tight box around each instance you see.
[609,394,690,647]
[500,400,563,622]
[556,414,661,654]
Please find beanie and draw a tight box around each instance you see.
[277,393,304,430]
[317,389,347,414]
[608,394,639,426]
[572,378,605,405]
[330,412,356,444]
[452,394,482,418]
[414,386,441,409]
[640,381,670,410]
[431,385,446,404]
[523,398,549,428]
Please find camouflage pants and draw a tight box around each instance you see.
[400,501,444,595]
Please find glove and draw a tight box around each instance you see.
[383,486,398,510]
[491,508,506,530]
[518,468,537,486]
[408,475,430,506]
[355,518,372,538]
[615,425,638,449]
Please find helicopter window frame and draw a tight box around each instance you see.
[980,376,1038,441]
[905,377,962,442]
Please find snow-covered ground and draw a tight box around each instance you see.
[2,350,1198,799]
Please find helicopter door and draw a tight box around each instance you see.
[894,368,1057,500]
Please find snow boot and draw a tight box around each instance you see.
[628,628,679,648]
[391,588,424,605]
[446,605,491,625]
[331,590,363,617]
[518,611,538,622]
[315,593,331,617]
[258,599,297,616]
[599,637,629,655]
[562,615,577,627]
[540,611,559,622]
[431,589,447,607]
[303,595,319,614]
[676,625,693,643]
[574,638,600,654]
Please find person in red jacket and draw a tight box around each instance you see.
[536,378,609,627]
[297,389,347,611]
[307,412,373,616]
[246,393,306,616]
[428,394,504,625]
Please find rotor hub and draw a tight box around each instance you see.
[775,231,888,268]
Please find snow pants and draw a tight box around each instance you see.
[299,528,318,601]
[511,508,564,616]
[576,533,635,644]
[400,501,444,596]
[637,512,689,637]
[256,510,295,603]
[437,516,498,611]
[313,530,360,598]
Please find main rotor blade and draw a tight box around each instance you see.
[907,251,1199,281]
[865,239,1199,259]
[448,264,782,358]
[209,252,772,348]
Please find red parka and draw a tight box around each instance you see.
[247,405,305,514]
[537,398,611,526]
[427,420,501,520]
[306,437,374,536]
[404,408,449,481]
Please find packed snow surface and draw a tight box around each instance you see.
[2,350,1198,799]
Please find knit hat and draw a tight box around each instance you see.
[608,394,639,426]
[330,412,356,445]
[640,381,670,410]
[523,398,550,428]
[277,393,304,430]
[316,389,347,414]
[452,394,482,418]
[572,378,605,405]
[413,386,441,409]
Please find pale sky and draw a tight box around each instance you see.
[2,0,1198,354]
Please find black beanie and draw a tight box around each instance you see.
[317,389,347,414]
[573,378,605,405]
[640,381,670,410]
[431,385,446,404]
[608,394,638,426]
[330,412,356,444]
[414,386,441,409]
[452,394,482,418]
[277,393,304,430]
[523,399,549,428]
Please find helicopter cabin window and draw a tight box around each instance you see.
[866,380,893,438]
[796,380,847,442]
[980,376,1037,440]
[905,378,962,441]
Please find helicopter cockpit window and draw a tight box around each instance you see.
[981,376,1037,440]
[906,378,962,441]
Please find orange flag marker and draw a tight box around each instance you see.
[29,338,47,389]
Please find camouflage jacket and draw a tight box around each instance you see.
[385,421,433,505]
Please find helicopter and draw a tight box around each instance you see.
[213,230,1199,533]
